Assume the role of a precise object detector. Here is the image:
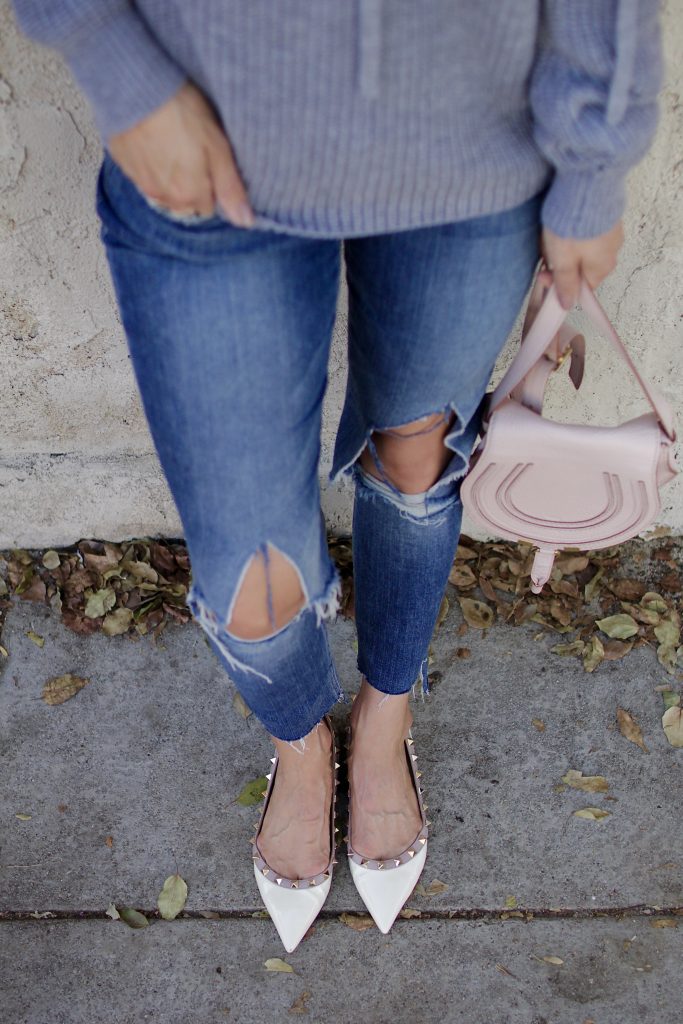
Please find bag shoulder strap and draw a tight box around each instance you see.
[486,275,677,442]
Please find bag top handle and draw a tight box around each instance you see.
[486,272,677,442]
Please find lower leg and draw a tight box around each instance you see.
[258,716,335,878]
[349,411,461,857]
[225,546,337,878]
[347,675,422,860]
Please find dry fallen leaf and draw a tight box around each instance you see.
[15,812,32,821]
[289,990,312,1014]
[582,636,605,673]
[237,776,268,807]
[26,630,45,648]
[118,907,149,929]
[435,595,449,630]
[455,544,478,561]
[84,587,117,619]
[542,955,564,965]
[233,691,252,719]
[595,613,639,640]
[264,957,295,973]
[573,807,611,821]
[105,903,120,920]
[339,912,376,931]
[424,878,449,896]
[399,907,421,918]
[561,770,609,793]
[662,705,683,748]
[41,673,91,706]
[551,640,585,657]
[102,607,134,636]
[532,718,546,732]
[448,563,477,589]
[650,918,678,929]
[41,550,60,570]
[616,708,649,753]
[602,639,633,661]
[458,597,494,629]
[157,873,188,920]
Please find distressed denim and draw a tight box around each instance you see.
[95,149,543,744]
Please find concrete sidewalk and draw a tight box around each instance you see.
[1,590,681,1023]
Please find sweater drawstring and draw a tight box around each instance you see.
[606,0,638,125]
[357,0,382,99]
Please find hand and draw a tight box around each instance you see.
[539,220,624,310]
[107,81,254,227]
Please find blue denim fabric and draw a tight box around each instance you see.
[95,150,543,744]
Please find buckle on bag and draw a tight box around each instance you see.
[552,344,572,372]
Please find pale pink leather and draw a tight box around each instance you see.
[460,271,678,593]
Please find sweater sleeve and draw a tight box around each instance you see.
[10,1,187,142]
[529,0,663,239]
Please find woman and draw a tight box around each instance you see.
[11,1,662,952]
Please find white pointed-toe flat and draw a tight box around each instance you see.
[345,717,430,934]
[251,713,340,953]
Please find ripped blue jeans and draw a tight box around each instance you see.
[95,149,543,744]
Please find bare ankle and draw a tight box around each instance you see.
[270,717,333,763]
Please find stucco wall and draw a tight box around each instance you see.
[1,1,681,549]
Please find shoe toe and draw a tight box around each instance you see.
[254,865,332,953]
[349,840,427,933]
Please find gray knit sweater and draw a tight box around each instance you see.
[11,1,663,239]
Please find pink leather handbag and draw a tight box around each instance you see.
[460,270,679,593]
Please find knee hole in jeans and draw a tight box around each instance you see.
[357,409,458,494]
[224,542,308,641]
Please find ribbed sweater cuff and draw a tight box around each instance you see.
[65,6,186,141]
[540,167,627,239]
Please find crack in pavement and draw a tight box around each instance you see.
[1,904,681,923]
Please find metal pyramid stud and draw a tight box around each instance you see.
[416,770,423,778]
[411,754,418,762]
[407,850,415,858]
[276,878,283,885]
[270,757,277,763]
[426,819,432,826]
[394,859,401,866]
[261,790,268,798]
[418,837,427,844]
[407,737,414,745]
[377,861,384,869]
[265,773,271,780]
[291,881,299,889]
[334,762,340,769]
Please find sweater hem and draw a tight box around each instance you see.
[248,170,553,240]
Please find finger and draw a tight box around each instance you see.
[552,264,581,311]
[162,158,216,215]
[206,133,254,228]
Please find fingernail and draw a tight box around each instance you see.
[232,202,255,228]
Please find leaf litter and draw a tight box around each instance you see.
[1,533,681,749]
